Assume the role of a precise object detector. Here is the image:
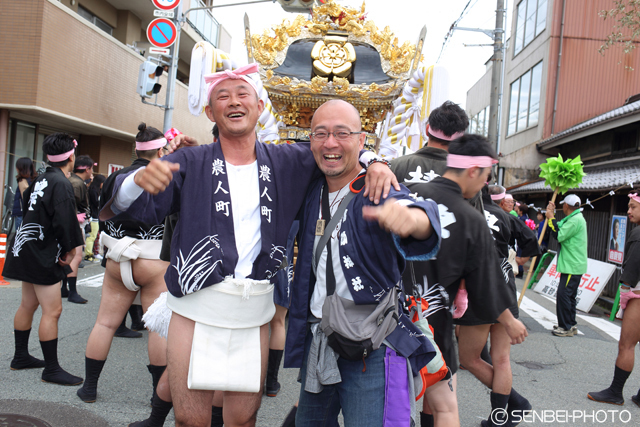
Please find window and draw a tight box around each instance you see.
[508,62,543,135]
[612,129,638,153]
[78,5,113,36]
[469,106,489,137]
[188,0,220,47]
[514,0,547,55]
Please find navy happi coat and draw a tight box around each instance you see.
[284,174,442,372]
[103,140,321,298]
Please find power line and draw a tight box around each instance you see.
[436,0,482,63]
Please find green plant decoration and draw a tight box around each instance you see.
[539,154,586,195]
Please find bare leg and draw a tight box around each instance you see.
[67,244,83,278]
[85,260,137,360]
[14,282,40,331]
[457,325,493,388]
[269,305,287,350]
[167,313,215,427]
[135,258,170,366]
[32,283,64,341]
[423,374,459,427]
[616,298,640,372]
[488,323,513,395]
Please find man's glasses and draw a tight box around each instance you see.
[310,131,363,142]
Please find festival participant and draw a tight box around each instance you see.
[405,134,528,427]
[391,100,468,186]
[286,99,441,427]
[62,154,94,304]
[13,157,38,231]
[100,63,398,427]
[84,174,106,262]
[457,184,540,427]
[76,123,170,403]
[587,193,640,406]
[545,194,588,337]
[5,133,84,385]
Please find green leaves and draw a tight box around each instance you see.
[539,154,586,194]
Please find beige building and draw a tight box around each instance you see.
[0,0,232,207]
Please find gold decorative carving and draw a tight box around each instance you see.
[250,0,417,74]
[311,38,356,77]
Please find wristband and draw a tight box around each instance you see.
[367,157,391,169]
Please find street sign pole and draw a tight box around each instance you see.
[162,1,182,133]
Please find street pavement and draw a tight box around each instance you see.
[1,263,639,426]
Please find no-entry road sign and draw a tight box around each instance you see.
[147,18,177,49]
[152,0,181,10]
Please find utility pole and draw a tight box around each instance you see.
[487,0,505,154]
[162,1,182,134]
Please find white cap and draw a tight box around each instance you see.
[560,194,581,207]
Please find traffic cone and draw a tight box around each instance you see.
[0,234,10,285]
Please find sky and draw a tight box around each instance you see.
[209,0,515,110]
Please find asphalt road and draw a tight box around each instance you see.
[1,263,639,426]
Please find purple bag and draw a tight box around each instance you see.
[383,347,411,427]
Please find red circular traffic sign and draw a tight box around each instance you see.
[152,0,181,10]
[147,18,178,48]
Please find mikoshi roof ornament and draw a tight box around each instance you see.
[245,0,427,150]
[517,154,586,306]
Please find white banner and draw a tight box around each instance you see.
[533,255,616,313]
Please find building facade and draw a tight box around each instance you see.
[466,0,640,298]
[467,0,640,186]
[0,0,232,207]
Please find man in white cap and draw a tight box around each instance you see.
[545,194,588,337]
[101,64,398,427]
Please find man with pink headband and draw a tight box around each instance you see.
[61,154,94,304]
[100,63,398,427]
[391,101,468,188]
[588,193,640,406]
[77,123,171,408]
[457,183,540,427]
[403,134,528,427]
[4,132,84,386]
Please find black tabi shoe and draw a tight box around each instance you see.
[266,349,283,397]
[588,388,624,405]
[10,329,45,370]
[115,318,143,338]
[128,393,173,427]
[130,305,146,331]
[40,339,83,386]
[77,357,106,403]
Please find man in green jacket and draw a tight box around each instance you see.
[545,194,588,337]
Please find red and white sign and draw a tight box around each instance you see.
[147,18,178,49]
[108,164,124,176]
[532,255,616,312]
[152,0,181,11]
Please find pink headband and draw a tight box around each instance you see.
[490,191,506,201]
[446,154,498,169]
[205,63,259,103]
[164,128,182,142]
[48,139,77,162]
[136,137,167,151]
[629,193,640,204]
[504,194,514,201]
[428,126,465,142]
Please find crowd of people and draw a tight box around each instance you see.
[3,63,639,427]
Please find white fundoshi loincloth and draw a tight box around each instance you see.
[143,276,275,393]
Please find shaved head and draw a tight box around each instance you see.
[312,99,362,131]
